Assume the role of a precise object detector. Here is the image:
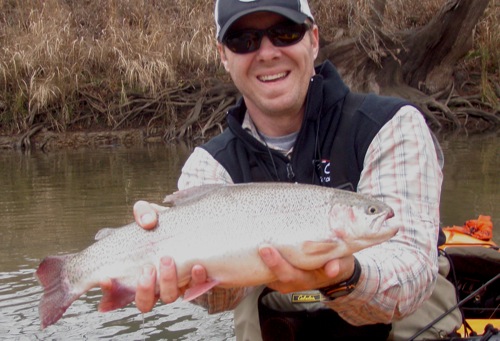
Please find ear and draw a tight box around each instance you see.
[310,25,320,60]
[217,42,230,72]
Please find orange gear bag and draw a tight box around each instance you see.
[443,215,493,241]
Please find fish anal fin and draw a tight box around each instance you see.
[301,241,338,256]
[35,255,82,329]
[98,278,136,312]
[183,280,220,302]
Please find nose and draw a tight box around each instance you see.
[256,36,281,60]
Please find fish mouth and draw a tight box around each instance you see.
[369,209,395,230]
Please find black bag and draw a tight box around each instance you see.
[444,246,500,319]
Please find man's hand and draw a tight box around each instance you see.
[134,255,209,313]
[258,246,355,293]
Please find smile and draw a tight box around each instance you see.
[258,71,289,82]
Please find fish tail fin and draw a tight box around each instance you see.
[98,278,135,312]
[35,255,81,329]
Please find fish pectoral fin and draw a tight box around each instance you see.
[183,280,220,302]
[98,278,135,312]
[301,240,338,256]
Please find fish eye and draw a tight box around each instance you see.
[367,205,378,215]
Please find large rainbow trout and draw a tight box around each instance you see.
[36,182,396,329]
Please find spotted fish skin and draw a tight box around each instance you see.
[35,182,396,329]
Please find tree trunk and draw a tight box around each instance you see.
[318,0,497,130]
[399,0,490,92]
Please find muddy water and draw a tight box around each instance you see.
[0,144,233,341]
[0,132,498,340]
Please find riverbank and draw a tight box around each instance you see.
[0,120,498,152]
[1,1,498,145]
[0,128,162,151]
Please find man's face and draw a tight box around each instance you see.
[218,12,319,126]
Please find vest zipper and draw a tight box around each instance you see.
[286,163,295,180]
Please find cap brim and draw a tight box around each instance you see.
[218,6,308,41]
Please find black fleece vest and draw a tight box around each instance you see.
[201,62,411,192]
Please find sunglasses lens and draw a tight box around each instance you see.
[225,31,262,54]
[269,24,307,47]
[224,23,308,54]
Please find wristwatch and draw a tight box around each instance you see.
[319,257,361,300]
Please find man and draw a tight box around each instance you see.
[125,0,460,339]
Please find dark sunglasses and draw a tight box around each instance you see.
[223,22,310,54]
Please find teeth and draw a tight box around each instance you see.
[259,72,287,82]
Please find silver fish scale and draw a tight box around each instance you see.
[152,183,389,248]
[164,183,345,217]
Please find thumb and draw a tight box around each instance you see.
[133,200,158,230]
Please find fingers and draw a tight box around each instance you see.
[135,256,186,313]
[324,258,341,278]
[133,200,158,230]
[191,264,208,283]
[328,255,356,282]
[135,265,158,313]
[158,257,180,304]
[157,257,209,303]
[259,246,354,293]
[259,246,302,284]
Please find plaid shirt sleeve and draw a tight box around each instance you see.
[324,106,443,325]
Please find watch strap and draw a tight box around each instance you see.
[319,257,361,300]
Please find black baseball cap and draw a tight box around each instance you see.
[215,0,314,41]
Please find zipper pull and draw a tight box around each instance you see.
[286,163,295,180]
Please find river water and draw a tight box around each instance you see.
[0,132,498,340]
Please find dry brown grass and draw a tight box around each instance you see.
[0,0,219,132]
[472,2,500,107]
[0,0,498,135]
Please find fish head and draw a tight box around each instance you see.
[326,196,397,253]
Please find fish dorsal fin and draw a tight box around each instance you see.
[94,228,116,240]
[163,184,225,207]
